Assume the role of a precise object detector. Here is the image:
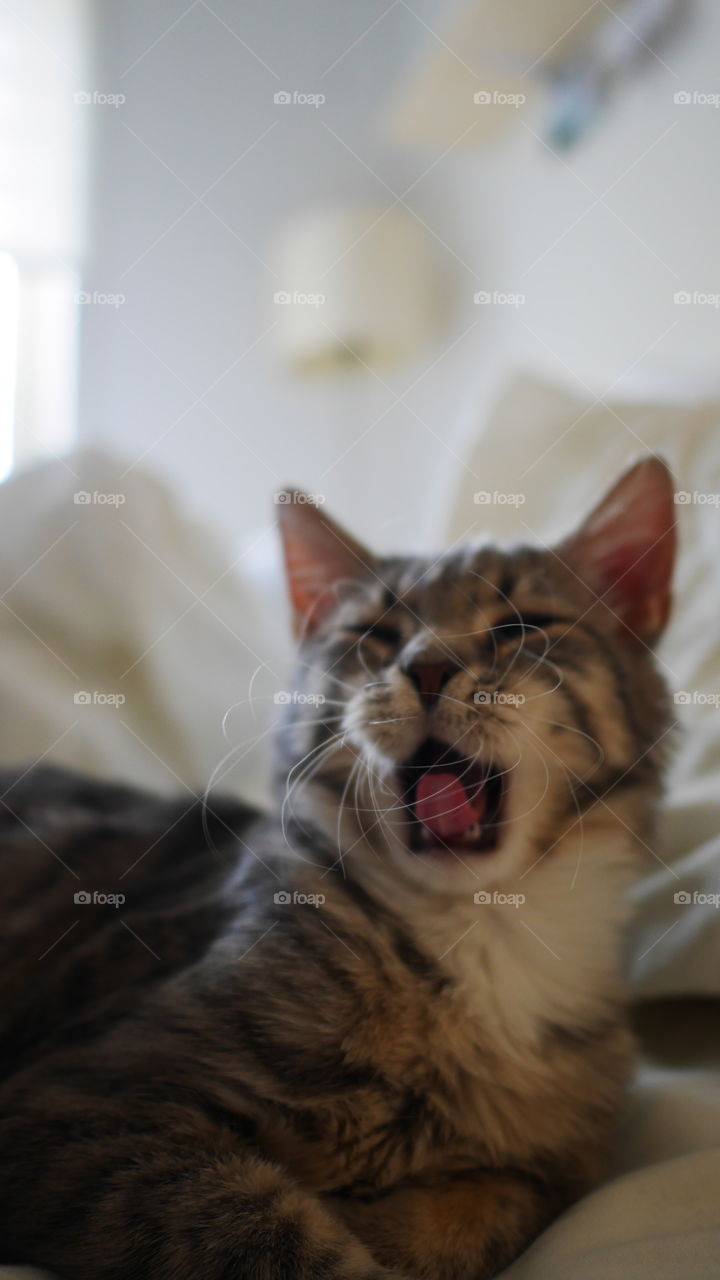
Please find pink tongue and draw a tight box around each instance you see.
[414,772,486,840]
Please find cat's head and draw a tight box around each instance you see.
[275,459,676,898]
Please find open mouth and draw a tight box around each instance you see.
[398,737,504,857]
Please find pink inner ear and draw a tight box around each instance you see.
[587,526,674,639]
[277,494,375,637]
[283,544,354,632]
[559,459,676,643]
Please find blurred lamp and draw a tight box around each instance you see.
[270,208,437,375]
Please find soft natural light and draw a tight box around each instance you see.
[0,1,87,476]
[0,251,18,481]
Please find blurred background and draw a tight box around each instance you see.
[0,0,719,1003]
[3,0,720,550]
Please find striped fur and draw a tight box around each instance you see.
[0,461,675,1279]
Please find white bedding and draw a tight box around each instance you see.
[0,402,718,1278]
[0,449,288,809]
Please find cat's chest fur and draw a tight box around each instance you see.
[352,832,633,1066]
[268,838,635,1191]
[416,848,631,1051]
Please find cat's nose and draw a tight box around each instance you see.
[402,660,461,704]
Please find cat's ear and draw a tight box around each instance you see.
[276,491,375,637]
[557,457,676,643]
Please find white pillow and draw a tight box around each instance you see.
[0,450,290,808]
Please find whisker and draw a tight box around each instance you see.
[365,715,418,726]
[281,729,350,848]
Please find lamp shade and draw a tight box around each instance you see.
[270,207,437,374]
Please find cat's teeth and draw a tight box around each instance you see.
[455,822,483,843]
[419,822,484,848]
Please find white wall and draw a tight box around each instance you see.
[446,0,720,397]
[78,0,720,554]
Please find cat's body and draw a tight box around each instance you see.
[0,460,676,1280]
[0,774,635,1280]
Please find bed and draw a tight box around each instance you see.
[1,372,718,1277]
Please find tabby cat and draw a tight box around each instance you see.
[0,458,676,1280]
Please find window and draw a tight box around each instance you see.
[0,0,89,475]
[0,252,19,479]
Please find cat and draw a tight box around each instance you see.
[0,457,676,1280]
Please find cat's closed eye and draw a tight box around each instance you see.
[490,613,564,640]
[344,622,402,646]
